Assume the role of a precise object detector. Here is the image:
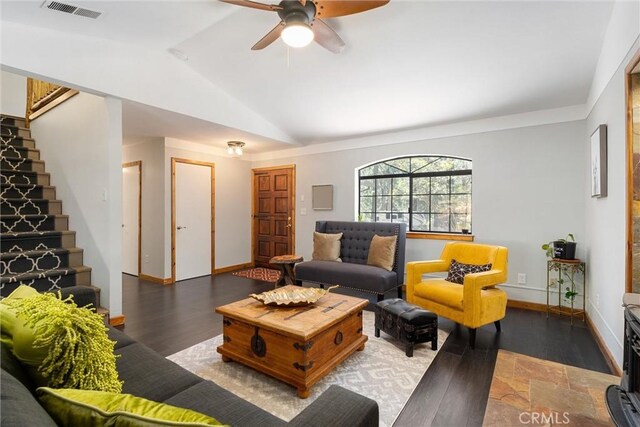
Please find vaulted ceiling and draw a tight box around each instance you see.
[1,1,616,148]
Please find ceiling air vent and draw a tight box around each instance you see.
[42,1,103,19]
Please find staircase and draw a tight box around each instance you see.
[0,115,104,312]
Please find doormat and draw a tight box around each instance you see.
[232,267,281,283]
[483,350,619,426]
[168,311,449,427]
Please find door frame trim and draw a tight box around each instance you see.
[626,49,640,293]
[122,161,142,276]
[171,158,215,283]
[251,165,296,266]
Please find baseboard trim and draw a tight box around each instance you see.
[139,273,173,285]
[507,299,547,312]
[586,313,622,377]
[214,262,254,275]
[109,315,125,327]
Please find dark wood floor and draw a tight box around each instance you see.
[121,273,612,426]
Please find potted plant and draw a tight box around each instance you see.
[556,269,579,302]
[541,234,576,260]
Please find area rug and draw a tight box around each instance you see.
[168,311,449,427]
[483,350,619,426]
[231,267,281,283]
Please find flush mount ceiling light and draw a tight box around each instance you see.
[227,141,245,156]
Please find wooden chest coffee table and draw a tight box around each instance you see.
[216,286,368,398]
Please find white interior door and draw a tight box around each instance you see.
[122,164,140,275]
[175,162,212,281]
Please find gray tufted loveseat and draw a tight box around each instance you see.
[295,221,407,301]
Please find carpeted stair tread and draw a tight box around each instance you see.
[1,247,84,274]
[1,214,69,233]
[1,157,45,172]
[0,124,30,134]
[1,183,55,199]
[0,267,92,295]
[0,145,40,160]
[1,229,73,238]
[1,169,50,186]
[1,198,62,215]
[0,136,36,149]
[1,230,76,252]
[0,246,83,261]
[0,116,26,126]
[0,265,91,284]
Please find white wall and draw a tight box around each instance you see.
[585,38,640,367]
[0,70,26,117]
[253,121,587,304]
[30,92,123,316]
[1,21,292,144]
[122,138,166,279]
[164,138,253,276]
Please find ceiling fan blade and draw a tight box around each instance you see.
[219,0,282,12]
[251,22,285,50]
[315,0,389,18]
[311,19,345,54]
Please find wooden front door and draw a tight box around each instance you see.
[252,166,295,267]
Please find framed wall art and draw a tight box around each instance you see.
[590,124,607,198]
[312,185,333,210]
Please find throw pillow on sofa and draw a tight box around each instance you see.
[446,259,492,284]
[0,284,40,351]
[312,232,343,262]
[37,387,223,427]
[0,285,122,392]
[367,234,397,271]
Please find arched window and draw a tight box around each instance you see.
[358,156,472,234]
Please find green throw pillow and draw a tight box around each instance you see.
[1,285,122,392]
[0,285,41,350]
[38,387,223,426]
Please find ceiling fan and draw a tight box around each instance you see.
[220,0,390,53]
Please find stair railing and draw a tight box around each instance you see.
[25,78,78,127]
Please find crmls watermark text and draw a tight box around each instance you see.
[519,411,570,424]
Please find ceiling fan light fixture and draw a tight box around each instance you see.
[281,22,314,48]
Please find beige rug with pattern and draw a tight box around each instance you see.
[168,311,448,427]
[483,350,619,426]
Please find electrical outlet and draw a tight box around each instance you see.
[596,293,600,308]
[144,254,149,264]
[517,273,526,285]
[300,208,307,216]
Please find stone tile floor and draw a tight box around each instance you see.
[483,350,619,426]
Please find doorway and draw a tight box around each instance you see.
[122,161,141,276]
[252,165,296,267]
[171,158,215,282]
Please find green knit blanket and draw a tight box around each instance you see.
[3,292,122,392]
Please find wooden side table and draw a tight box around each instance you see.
[269,255,303,287]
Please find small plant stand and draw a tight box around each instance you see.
[546,259,586,325]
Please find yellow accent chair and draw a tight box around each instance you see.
[406,242,508,348]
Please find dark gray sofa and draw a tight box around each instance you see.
[0,289,379,427]
[295,221,407,301]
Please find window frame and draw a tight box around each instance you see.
[357,155,472,235]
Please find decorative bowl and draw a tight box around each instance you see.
[250,285,339,307]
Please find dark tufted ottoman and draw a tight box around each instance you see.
[374,298,438,357]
